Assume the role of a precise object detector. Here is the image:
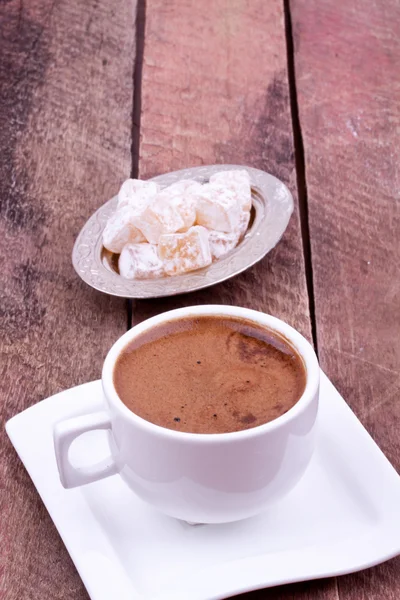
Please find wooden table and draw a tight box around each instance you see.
[1,0,399,598]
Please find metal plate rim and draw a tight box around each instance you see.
[72,164,294,299]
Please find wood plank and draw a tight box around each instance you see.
[136,0,312,342]
[237,579,337,599]
[291,0,400,597]
[137,1,337,599]
[0,1,136,598]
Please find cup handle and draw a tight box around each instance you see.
[53,411,118,488]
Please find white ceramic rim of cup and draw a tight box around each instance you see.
[102,305,319,443]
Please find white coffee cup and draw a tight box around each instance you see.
[54,305,319,524]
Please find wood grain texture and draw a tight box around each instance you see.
[0,1,136,598]
[235,579,338,600]
[291,0,400,596]
[136,0,312,343]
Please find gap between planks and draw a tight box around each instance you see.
[128,0,146,329]
[284,0,319,356]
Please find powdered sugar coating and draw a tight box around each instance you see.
[104,172,252,279]
[156,180,201,233]
[196,183,242,232]
[119,243,164,280]
[158,226,212,276]
[208,230,240,259]
[103,206,146,253]
[210,169,252,211]
[208,209,250,260]
[163,179,202,195]
[117,179,160,210]
[239,210,251,237]
[133,199,185,244]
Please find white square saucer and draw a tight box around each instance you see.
[6,371,400,600]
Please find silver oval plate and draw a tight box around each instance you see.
[72,165,293,298]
